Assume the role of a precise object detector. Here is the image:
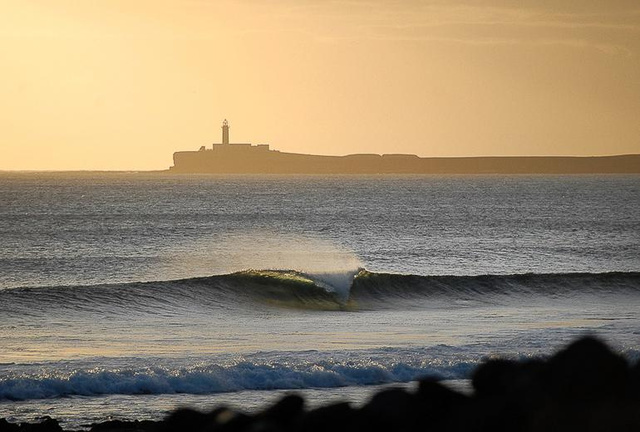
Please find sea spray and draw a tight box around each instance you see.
[167,231,364,284]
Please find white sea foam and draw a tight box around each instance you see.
[0,353,475,401]
[302,269,362,303]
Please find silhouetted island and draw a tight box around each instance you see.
[169,120,640,174]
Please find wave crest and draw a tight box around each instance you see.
[0,356,475,401]
[1,270,639,315]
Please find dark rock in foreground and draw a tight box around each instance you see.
[2,337,639,432]
[0,417,62,432]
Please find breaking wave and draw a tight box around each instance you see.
[3,342,636,401]
[0,362,473,402]
[1,270,639,315]
[0,348,478,401]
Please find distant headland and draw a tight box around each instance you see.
[169,120,640,174]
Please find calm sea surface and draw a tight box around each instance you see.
[0,173,639,429]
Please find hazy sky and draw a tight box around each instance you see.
[2,0,639,170]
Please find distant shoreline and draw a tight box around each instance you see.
[169,151,640,174]
[2,154,639,174]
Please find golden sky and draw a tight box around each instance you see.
[1,0,639,170]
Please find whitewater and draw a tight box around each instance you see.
[0,173,639,430]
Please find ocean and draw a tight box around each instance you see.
[1,173,639,430]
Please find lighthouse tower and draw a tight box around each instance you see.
[222,119,230,145]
